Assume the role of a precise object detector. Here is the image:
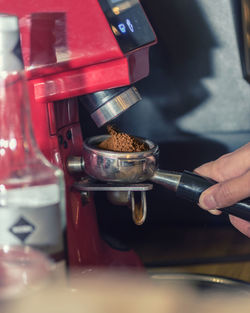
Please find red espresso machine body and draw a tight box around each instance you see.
[1,0,156,268]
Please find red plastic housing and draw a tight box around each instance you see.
[0,0,156,268]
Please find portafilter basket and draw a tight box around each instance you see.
[74,135,160,225]
[82,135,159,183]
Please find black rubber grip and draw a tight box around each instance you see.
[176,170,250,221]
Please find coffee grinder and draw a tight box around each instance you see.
[1,0,157,268]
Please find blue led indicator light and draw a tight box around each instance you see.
[118,23,126,33]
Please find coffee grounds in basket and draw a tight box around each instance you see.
[98,125,149,152]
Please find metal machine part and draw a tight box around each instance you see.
[69,135,250,224]
[148,271,250,293]
[80,86,141,127]
[131,191,147,225]
[150,170,181,191]
[73,177,152,225]
[82,135,159,183]
[67,156,84,174]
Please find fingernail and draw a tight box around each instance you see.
[210,209,221,215]
[201,193,217,210]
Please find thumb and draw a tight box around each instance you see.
[199,171,250,211]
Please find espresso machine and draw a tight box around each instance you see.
[1,0,157,268]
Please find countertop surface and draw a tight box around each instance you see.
[127,225,250,283]
[54,225,250,283]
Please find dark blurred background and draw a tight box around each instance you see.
[80,0,250,266]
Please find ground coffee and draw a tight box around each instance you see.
[98,125,149,152]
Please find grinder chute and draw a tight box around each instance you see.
[80,86,141,127]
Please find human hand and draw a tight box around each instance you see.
[194,143,250,237]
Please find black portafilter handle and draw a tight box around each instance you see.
[177,170,250,221]
[150,170,250,221]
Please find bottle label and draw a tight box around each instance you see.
[0,204,61,246]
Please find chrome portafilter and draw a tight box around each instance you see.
[68,135,250,225]
[68,135,159,225]
[82,135,159,183]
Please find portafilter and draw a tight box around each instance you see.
[68,135,250,222]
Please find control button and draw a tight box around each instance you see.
[118,23,126,34]
[58,135,64,145]
[126,19,134,33]
[66,129,72,140]
[63,141,68,149]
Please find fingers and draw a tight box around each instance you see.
[198,170,250,210]
[194,143,250,236]
[229,215,250,238]
[195,143,250,182]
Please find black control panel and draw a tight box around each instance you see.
[98,0,156,53]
